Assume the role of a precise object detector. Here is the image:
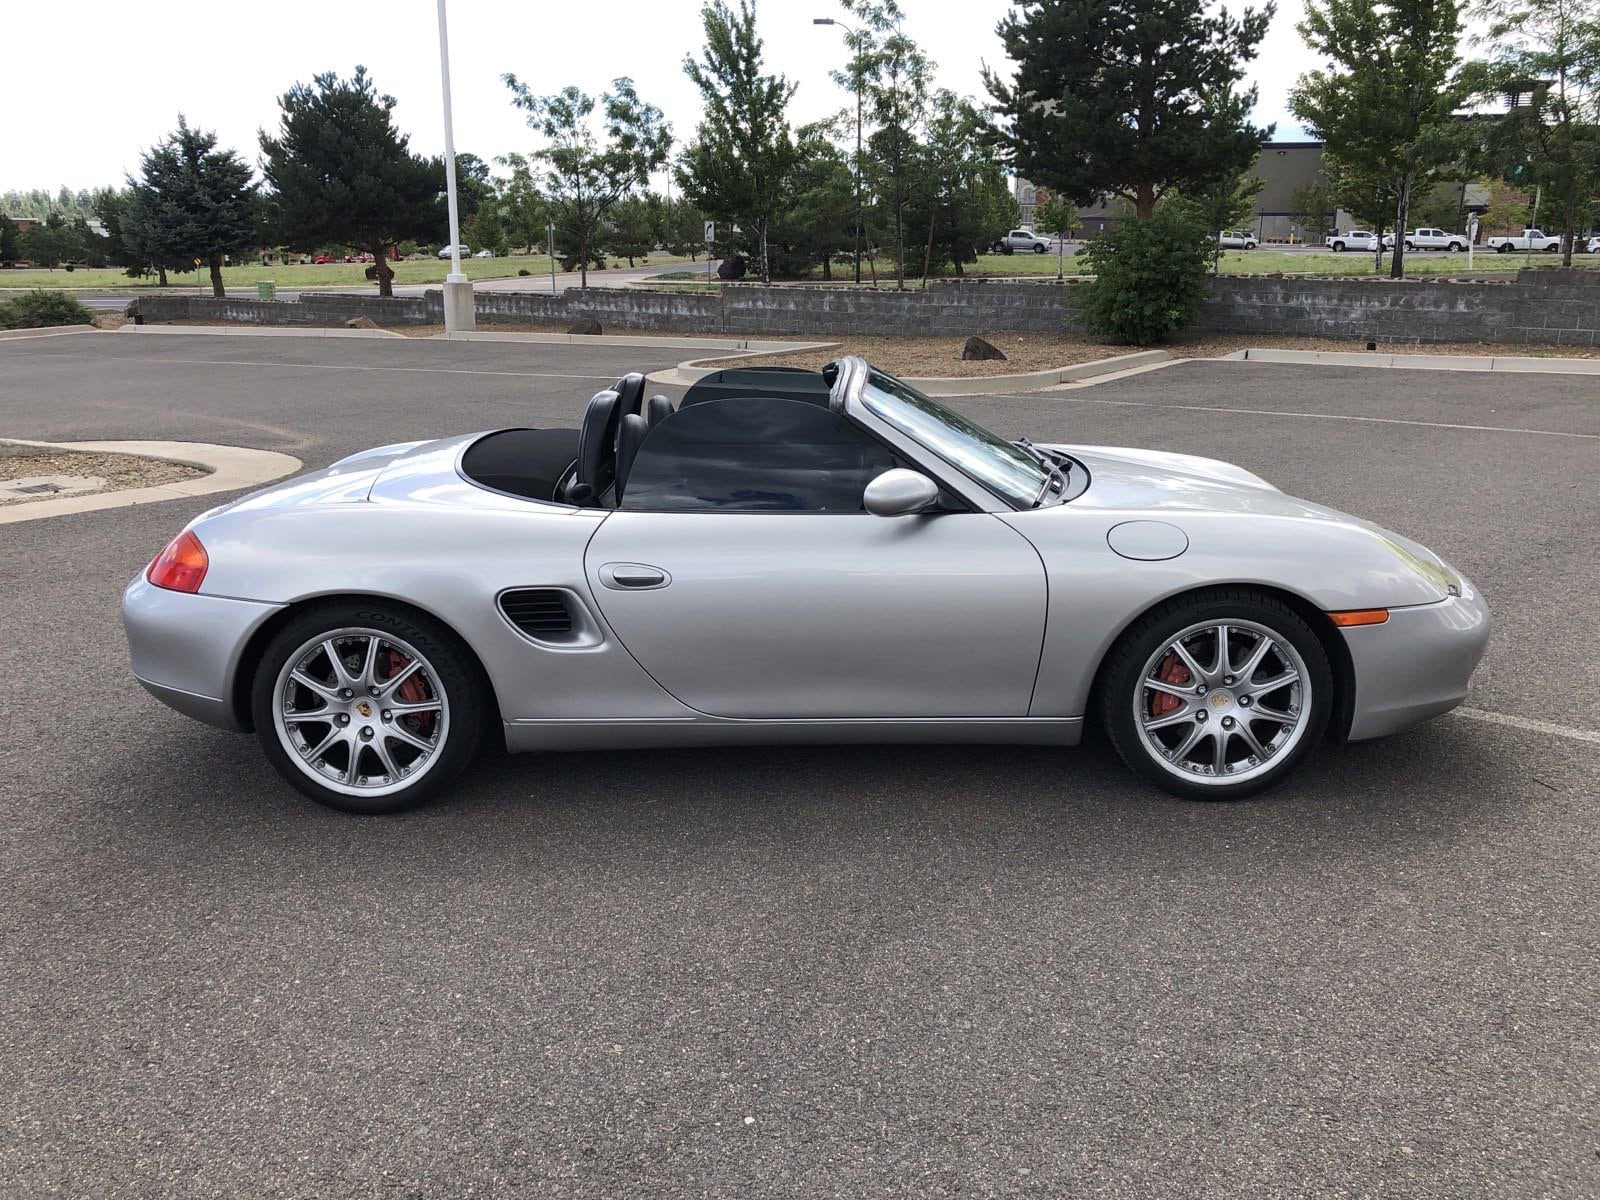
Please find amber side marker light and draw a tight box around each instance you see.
[1327,608,1389,627]
[147,530,209,593]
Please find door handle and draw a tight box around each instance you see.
[599,562,671,590]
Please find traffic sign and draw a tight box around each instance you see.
[704,221,715,244]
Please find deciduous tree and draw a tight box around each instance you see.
[260,67,443,297]
[1460,0,1600,265]
[837,0,931,289]
[504,77,671,288]
[1290,0,1468,278]
[677,0,796,283]
[987,0,1273,221]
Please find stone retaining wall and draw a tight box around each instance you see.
[130,266,1599,347]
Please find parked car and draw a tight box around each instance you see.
[1325,230,1381,253]
[1486,229,1562,253]
[1586,235,1600,255]
[473,249,496,259]
[1381,228,1468,252]
[311,254,337,265]
[122,356,1488,814]
[436,244,472,259]
[1214,230,1259,250]
[989,229,1052,254]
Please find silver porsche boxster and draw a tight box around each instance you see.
[122,357,1488,814]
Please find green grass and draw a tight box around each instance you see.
[0,253,693,292]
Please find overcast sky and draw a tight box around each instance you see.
[3,0,1314,195]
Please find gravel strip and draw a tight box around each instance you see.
[0,446,208,506]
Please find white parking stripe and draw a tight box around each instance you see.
[23,354,620,383]
[1052,394,1600,441]
[1450,707,1600,746]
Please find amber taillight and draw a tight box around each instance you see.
[147,531,209,593]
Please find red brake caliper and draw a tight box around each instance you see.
[387,648,435,736]
[1150,651,1191,717]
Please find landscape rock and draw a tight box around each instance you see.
[961,336,1007,361]
[344,316,381,330]
[568,318,603,335]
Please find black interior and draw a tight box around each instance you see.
[457,366,837,506]
[459,427,583,502]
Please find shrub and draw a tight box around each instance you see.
[0,289,94,330]
[1076,207,1212,346]
[518,268,531,276]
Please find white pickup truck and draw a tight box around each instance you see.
[1382,228,1468,252]
[1326,230,1381,252]
[1487,228,1562,253]
[989,228,1052,254]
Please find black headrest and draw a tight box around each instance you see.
[615,412,648,499]
[615,372,647,419]
[575,388,619,500]
[645,394,673,428]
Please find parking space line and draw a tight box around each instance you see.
[1050,395,1599,441]
[1451,707,1600,746]
[9,353,622,383]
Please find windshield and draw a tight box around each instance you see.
[860,368,1049,508]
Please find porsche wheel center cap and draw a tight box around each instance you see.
[355,700,373,718]
[1209,692,1232,710]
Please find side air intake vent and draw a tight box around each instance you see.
[499,589,574,637]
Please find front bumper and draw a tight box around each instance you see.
[1342,578,1490,741]
[121,576,284,732]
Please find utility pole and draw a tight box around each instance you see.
[436,0,474,332]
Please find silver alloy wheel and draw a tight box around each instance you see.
[271,627,450,798]
[1132,619,1312,786]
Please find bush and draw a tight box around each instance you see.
[1076,208,1212,346]
[518,268,531,276]
[0,289,94,330]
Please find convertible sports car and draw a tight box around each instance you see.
[122,357,1489,814]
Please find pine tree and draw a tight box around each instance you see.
[987,0,1273,220]
[125,117,258,296]
[260,67,444,297]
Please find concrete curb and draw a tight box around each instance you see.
[0,439,302,525]
[0,325,98,341]
[1236,347,1600,374]
[647,348,1169,395]
[119,323,405,339]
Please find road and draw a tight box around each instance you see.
[1,334,1597,1198]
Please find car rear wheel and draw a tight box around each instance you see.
[251,602,487,814]
[1098,589,1332,801]
[1331,242,1345,252]
[1497,243,1512,253]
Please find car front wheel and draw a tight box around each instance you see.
[1098,589,1333,801]
[251,602,487,814]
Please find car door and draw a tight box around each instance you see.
[582,395,1046,720]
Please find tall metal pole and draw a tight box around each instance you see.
[436,0,474,331]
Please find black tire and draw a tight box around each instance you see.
[1497,243,1512,254]
[1448,241,1464,252]
[250,600,488,814]
[1034,243,1048,253]
[1097,588,1333,802]
[1331,242,1345,253]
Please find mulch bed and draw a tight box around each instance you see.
[0,445,207,506]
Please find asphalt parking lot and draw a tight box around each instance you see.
[2,331,1598,1199]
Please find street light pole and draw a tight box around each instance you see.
[815,17,863,286]
[436,0,474,332]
